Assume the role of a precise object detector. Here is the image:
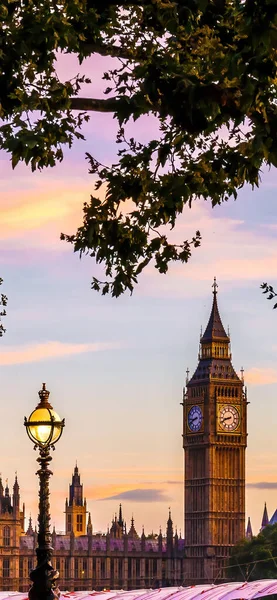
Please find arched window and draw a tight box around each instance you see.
[3,526,10,547]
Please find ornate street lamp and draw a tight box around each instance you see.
[24,383,65,600]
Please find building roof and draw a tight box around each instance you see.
[51,534,171,553]
[190,358,240,383]
[269,509,277,526]
[4,580,277,600]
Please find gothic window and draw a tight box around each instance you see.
[65,558,70,579]
[101,558,105,579]
[82,559,87,575]
[19,558,23,579]
[118,559,123,579]
[74,558,79,580]
[3,558,10,578]
[56,559,60,572]
[3,526,10,546]
[128,558,132,578]
[77,514,83,532]
[67,514,72,532]
[28,558,33,572]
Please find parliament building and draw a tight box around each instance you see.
[0,281,248,590]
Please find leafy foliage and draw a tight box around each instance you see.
[229,524,277,581]
[0,278,7,337]
[261,283,277,309]
[1,0,277,294]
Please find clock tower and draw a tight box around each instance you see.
[183,279,247,584]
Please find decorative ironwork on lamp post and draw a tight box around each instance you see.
[24,383,65,600]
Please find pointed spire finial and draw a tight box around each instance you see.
[241,367,244,383]
[212,276,218,295]
[186,368,189,385]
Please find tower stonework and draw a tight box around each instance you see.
[65,464,87,536]
[183,280,247,584]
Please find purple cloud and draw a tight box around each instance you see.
[98,488,170,502]
[247,482,277,489]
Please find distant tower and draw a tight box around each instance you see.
[260,502,269,531]
[166,509,174,554]
[246,517,253,540]
[183,279,247,583]
[65,463,87,536]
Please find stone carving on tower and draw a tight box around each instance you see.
[183,279,247,583]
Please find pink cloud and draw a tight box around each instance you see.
[245,367,277,385]
[0,340,121,365]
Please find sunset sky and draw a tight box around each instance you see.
[0,52,277,538]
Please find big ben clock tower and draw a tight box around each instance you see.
[183,279,247,584]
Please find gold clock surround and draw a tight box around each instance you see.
[217,403,241,434]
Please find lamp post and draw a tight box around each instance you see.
[24,383,65,600]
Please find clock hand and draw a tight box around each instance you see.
[223,416,232,422]
[190,416,199,422]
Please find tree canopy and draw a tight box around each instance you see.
[1,0,277,295]
[261,283,277,309]
[0,279,7,337]
[229,524,277,581]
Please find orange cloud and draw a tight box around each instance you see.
[244,367,277,385]
[0,184,87,241]
[0,340,122,365]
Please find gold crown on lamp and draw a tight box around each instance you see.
[38,383,52,407]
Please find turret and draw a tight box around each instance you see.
[166,509,174,554]
[246,517,253,540]
[174,527,179,551]
[118,503,124,530]
[87,512,93,536]
[158,527,163,553]
[13,474,20,516]
[26,514,34,536]
[261,502,269,531]
[69,462,83,507]
[2,480,12,514]
[141,526,146,551]
[65,463,87,536]
[128,516,139,539]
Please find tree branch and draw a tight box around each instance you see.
[81,42,147,61]
[70,96,120,112]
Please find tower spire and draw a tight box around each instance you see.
[201,278,229,343]
[246,517,253,540]
[261,502,269,530]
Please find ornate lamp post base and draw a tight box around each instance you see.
[29,557,60,600]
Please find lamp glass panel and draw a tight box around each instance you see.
[28,408,62,445]
[49,409,62,443]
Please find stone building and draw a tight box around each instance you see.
[183,279,247,583]
[0,280,250,590]
[0,466,184,592]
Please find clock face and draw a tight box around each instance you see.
[219,405,240,432]
[188,405,203,432]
